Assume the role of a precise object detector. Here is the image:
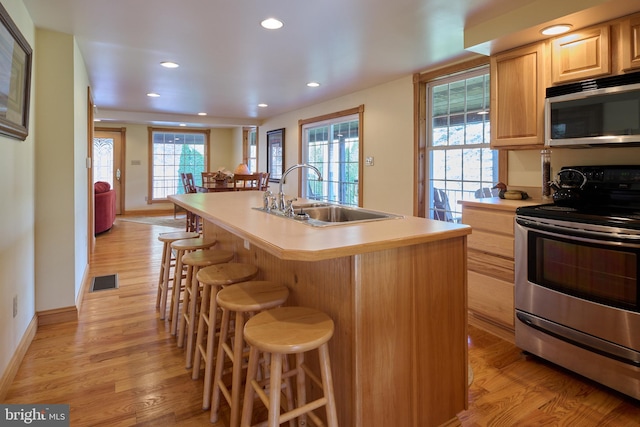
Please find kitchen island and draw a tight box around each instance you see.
[170,191,471,427]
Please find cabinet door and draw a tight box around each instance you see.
[490,42,546,149]
[552,25,611,83]
[621,14,640,72]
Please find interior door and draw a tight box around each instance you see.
[93,128,125,215]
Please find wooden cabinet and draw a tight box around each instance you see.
[490,42,547,149]
[620,13,640,72]
[462,202,522,342]
[551,25,611,84]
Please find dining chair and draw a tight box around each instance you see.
[258,172,270,190]
[201,172,218,187]
[233,173,260,190]
[180,173,200,231]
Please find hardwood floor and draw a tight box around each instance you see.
[4,216,640,426]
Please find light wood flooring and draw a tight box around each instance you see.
[4,216,640,426]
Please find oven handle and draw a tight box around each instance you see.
[516,217,640,247]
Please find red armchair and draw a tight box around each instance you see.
[95,181,116,234]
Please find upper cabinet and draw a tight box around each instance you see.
[620,13,640,72]
[490,42,547,149]
[551,25,611,84]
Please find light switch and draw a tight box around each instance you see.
[365,156,374,166]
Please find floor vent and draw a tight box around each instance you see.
[90,274,118,292]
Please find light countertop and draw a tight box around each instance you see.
[169,191,471,261]
[459,196,545,212]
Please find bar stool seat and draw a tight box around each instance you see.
[211,281,290,427]
[192,263,260,409]
[169,237,217,334]
[156,230,199,320]
[178,249,236,368]
[240,306,338,427]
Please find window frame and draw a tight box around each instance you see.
[243,127,258,174]
[413,58,507,218]
[427,65,496,222]
[298,105,364,207]
[147,127,210,203]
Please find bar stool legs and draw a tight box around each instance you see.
[177,249,235,369]
[191,263,260,410]
[240,306,338,427]
[156,231,199,320]
[210,281,290,427]
[169,237,217,335]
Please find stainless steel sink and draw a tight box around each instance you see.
[255,203,402,227]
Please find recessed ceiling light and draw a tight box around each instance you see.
[147,92,160,97]
[307,82,320,87]
[179,123,186,127]
[541,24,573,36]
[160,61,179,68]
[258,103,268,108]
[261,18,283,30]
[198,112,207,116]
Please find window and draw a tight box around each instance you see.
[427,66,497,222]
[149,128,209,201]
[300,106,363,206]
[244,127,257,173]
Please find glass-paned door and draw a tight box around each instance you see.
[94,129,124,214]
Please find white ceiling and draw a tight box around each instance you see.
[22,0,639,128]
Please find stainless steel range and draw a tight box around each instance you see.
[514,165,640,399]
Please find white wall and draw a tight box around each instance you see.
[0,0,36,386]
[258,75,415,215]
[34,29,79,311]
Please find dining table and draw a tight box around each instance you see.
[195,182,236,192]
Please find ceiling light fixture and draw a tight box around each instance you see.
[307,82,320,87]
[147,92,160,97]
[258,103,268,108]
[541,24,572,36]
[261,18,283,30]
[160,61,179,68]
[198,112,207,116]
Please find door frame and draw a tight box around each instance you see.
[94,127,126,215]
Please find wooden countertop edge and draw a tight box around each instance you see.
[170,193,471,261]
[458,197,543,212]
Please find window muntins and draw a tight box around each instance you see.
[302,113,359,206]
[248,128,257,174]
[428,67,496,221]
[150,129,208,201]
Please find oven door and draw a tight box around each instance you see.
[514,216,640,363]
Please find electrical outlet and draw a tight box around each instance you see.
[13,295,17,318]
[244,239,250,250]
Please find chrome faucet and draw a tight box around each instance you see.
[278,163,323,211]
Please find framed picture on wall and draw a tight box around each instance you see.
[0,2,32,141]
[266,128,285,181]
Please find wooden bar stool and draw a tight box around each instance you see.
[240,306,338,427]
[156,230,199,320]
[211,281,290,427]
[169,237,217,335]
[177,249,236,369]
[192,263,260,410]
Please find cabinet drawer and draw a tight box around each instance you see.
[468,249,514,283]
[468,271,514,327]
[462,207,514,237]
[467,230,514,258]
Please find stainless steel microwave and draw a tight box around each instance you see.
[545,73,640,148]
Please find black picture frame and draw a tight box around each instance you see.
[266,128,285,181]
[0,2,32,141]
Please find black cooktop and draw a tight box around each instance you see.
[516,165,640,230]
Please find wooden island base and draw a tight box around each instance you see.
[202,220,468,427]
